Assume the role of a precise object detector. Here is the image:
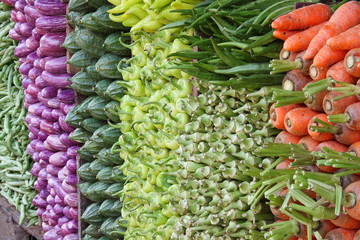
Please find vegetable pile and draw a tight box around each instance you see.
[0,1,37,226]
[63,0,130,239]
[3,0,81,239]
[256,1,360,239]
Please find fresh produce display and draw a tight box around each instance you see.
[63,0,130,239]
[256,1,360,239]
[0,1,37,226]
[1,0,360,239]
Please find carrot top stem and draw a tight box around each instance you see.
[309,117,338,134]
[328,81,360,100]
[328,113,350,123]
[303,78,332,97]
[269,59,302,74]
[272,89,307,107]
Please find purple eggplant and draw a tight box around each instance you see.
[26,51,39,64]
[45,56,67,74]
[49,151,67,167]
[32,28,43,40]
[15,0,27,11]
[25,36,40,51]
[34,0,66,16]
[28,67,42,80]
[19,22,33,37]
[58,116,75,133]
[19,62,33,75]
[9,28,23,41]
[22,76,33,89]
[35,76,48,88]
[36,15,66,33]
[41,86,58,99]
[57,89,75,104]
[42,71,71,88]
[14,42,33,58]
[65,159,76,173]
[39,33,66,57]
[16,10,27,23]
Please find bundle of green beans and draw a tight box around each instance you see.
[0,1,37,226]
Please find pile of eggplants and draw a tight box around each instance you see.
[3,0,79,239]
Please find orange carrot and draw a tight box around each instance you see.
[313,45,347,68]
[274,29,302,41]
[279,48,300,61]
[308,114,335,142]
[309,64,329,81]
[344,180,360,221]
[303,81,329,111]
[270,103,302,130]
[335,123,360,146]
[327,24,360,50]
[284,107,319,135]
[328,102,360,131]
[293,50,313,76]
[330,213,360,229]
[345,48,360,77]
[282,70,313,91]
[271,3,332,30]
[326,60,358,86]
[355,229,360,240]
[275,131,302,144]
[284,22,326,52]
[325,228,357,240]
[315,220,337,238]
[349,141,360,157]
[323,91,358,115]
[315,140,348,172]
[304,1,360,60]
[298,135,320,151]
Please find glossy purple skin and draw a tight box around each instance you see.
[49,151,67,167]
[62,181,77,194]
[9,28,23,41]
[39,33,66,57]
[32,28,43,40]
[36,15,66,33]
[19,62,33,75]
[25,94,39,104]
[35,76,48,88]
[45,56,67,74]
[14,42,33,58]
[16,9,26,23]
[39,150,54,161]
[15,0,26,11]
[30,162,41,176]
[57,89,75,104]
[22,76,33,89]
[32,194,47,208]
[25,36,40,51]
[65,159,76,173]
[26,51,38,64]
[28,67,42,80]
[19,22,33,37]
[34,0,67,16]
[42,71,71,88]
[26,83,40,97]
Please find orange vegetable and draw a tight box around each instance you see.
[345,48,360,77]
[323,91,358,115]
[272,3,331,30]
[282,70,313,91]
[315,140,348,173]
[304,1,360,60]
[274,29,302,40]
[309,64,329,81]
[298,135,320,151]
[275,131,302,144]
[284,107,319,136]
[327,24,360,50]
[279,48,300,61]
[270,103,302,130]
[325,228,357,240]
[330,213,360,229]
[313,45,347,68]
[308,114,335,142]
[284,22,326,52]
[326,60,357,86]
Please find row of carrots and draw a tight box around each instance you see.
[264,1,360,239]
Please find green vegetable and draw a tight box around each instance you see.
[95,54,123,79]
[68,0,94,12]
[83,224,102,237]
[75,28,108,57]
[68,128,92,143]
[61,31,81,53]
[99,199,123,217]
[69,71,99,96]
[81,202,107,224]
[92,5,129,31]
[67,50,98,69]
[94,80,112,99]
[78,162,97,182]
[103,33,131,56]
